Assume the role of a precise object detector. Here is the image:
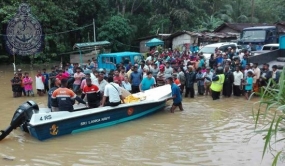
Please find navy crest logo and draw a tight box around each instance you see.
[5,3,43,56]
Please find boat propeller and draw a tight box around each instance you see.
[0,101,39,141]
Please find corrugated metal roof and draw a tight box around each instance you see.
[73,41,110,49]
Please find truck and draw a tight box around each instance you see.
[237,26,279,51]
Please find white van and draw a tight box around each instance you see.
[251,43,279,56]
[261,43,279,51]
[198,42,239,63]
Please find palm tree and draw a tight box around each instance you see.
[194,14,224,32]
[217,0,258,23]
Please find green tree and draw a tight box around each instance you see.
[97,15,134,52]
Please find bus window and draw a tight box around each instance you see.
[122,56,130,65]
[110,57,116,64]
[102,57,110,63]
[134,55,142,64]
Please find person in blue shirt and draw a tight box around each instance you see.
[42,68,49,93]
[139,72,155,92]
[256,43,262,51]
[244,71,253,100]
[130,66,142,93]
[166,77,183,113]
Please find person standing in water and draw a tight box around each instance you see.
[23,72,34,97]
[210,67,225,100]
[166,77,183,113]
[11,73,22,98]
[35,70,45,96]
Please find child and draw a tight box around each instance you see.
[23,72,34,97]
[244,71,253,100]
[11,73,22,97]
[35,70,45,96]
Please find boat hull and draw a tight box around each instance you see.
[27,100,166,141]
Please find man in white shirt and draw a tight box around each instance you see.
[233,66,243,96]
[100,80,125,107]
[252,63,260,92]
[90,69,99,87]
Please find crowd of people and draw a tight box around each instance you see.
[10,45,281,112]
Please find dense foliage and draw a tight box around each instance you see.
[0,0,285,64]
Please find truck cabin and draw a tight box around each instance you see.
[97,52,142,71]
[238,26,278,50]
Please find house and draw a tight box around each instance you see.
[213,23,272,33]
[167,31,200,50]
[136,34,171,53]
[166,31,239,50]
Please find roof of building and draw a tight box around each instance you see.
[166,31,238,40]
[213,23,273,32]
[99,52,141,57]
[73,41,110,49]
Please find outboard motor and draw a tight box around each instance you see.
[0,101,39,141]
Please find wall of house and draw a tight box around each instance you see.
[139,40,150,53]
[172,34,197,50]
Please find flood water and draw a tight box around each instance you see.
[0,69,283,166]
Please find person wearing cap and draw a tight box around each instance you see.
[272,65,280,83]
[166,77,183,113]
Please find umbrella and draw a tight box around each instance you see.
[145,38,164,47]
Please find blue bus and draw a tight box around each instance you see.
[238,26,279,51]
[97,52,143,71]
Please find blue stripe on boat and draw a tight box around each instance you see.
[71,103,165,134]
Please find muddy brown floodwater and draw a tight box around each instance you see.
[0,68,283,166]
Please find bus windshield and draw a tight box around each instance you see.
[241,30,266,40]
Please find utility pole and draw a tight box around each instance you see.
[93,18,96,42]
[251,0,255,24]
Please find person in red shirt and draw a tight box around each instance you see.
[81,78,101,108]
[113,70,122,85]
[56,70,69,81]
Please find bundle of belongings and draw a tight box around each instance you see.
[124,95,140,103]
[124,93,147,103]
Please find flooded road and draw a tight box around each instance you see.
[0,69,282,166]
